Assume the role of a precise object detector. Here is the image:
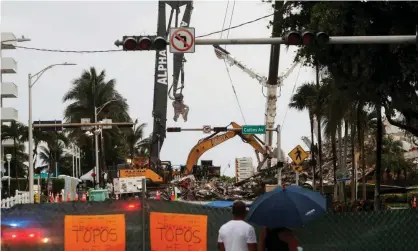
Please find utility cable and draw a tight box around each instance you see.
[280,63,303,130]
[224,0,236,50]
[220,0,246,124]
[224,62,247,124]
[220,0,230,39]
[12,8,280,54]
[196,11,274,38]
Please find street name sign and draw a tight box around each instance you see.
[242,125,266,135]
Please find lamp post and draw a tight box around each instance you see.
[72,144,76,177]
[93,98,124,187]
[28,63,76,203]
[5,154,12,196]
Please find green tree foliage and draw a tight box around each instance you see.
[281,0,418,209]
[62,67,130,172]
[1,122,29,181]
[122,119,149,159]
[282,1,418,135]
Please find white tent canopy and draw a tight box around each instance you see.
[80,168,95,181]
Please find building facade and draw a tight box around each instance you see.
[1,32,20,152]
[235,157,254,182]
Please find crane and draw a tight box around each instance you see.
[213,45,298,167]
[150,1,194,169]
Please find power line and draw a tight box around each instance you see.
[220,0,247,124]
[13,11,275,54]
[281,63,303,130]
[14,45,122,53]
[196,12,273,38]
[224,60,247,125]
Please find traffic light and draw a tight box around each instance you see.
[33,120,63,132]
[121,36,167,51]
[283,31,329,46]
[213,127,228,132]
[116,123,134,128]
[167,127,181,132]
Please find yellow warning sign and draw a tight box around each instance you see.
[288,145,309,165]
[292,165,303,172]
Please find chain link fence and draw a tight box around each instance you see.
[2,200,418,250]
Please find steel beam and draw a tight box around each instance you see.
[191,35,416,45]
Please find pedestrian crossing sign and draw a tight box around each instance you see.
[288,145,309,165]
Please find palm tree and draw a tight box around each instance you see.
[289,82,318,190]
[62,67,130,174]
[124,119,148,159]
[136,136,152,157]
[39,133,70,194]
[1,122,29,188]
[322,93,343,199]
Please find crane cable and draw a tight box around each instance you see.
[280,63,303,130]
[220,0,247,125]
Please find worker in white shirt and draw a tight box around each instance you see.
[217,200,257,251]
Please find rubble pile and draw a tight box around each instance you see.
[152,175,263,201]
[171,175,262,201]
[156,141,378,201]
[282,140,376,185]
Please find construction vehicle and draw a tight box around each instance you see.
[184,122,273,175]
[118,158,175,184]
[213,45,298,167]
[150,1,194,170]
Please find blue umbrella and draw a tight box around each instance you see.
[247,185,326,228]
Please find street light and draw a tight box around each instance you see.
[93,97,125,187]
[5,154,12,196]
[1,37,32,49]
[28,62,76,203]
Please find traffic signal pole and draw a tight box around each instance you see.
[265,1,283,173]
[192,35,416,45]
[32,122,134,128]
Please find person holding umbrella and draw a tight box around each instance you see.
[258,227,299,251]
[247,185,326,250]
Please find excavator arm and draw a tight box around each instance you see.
[185,122,272,174]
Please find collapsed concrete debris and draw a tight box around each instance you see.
[152,175,262,201]
[156,141,380,201]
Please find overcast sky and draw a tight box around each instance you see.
[1,1,314,177]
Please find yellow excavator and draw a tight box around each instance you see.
[184,122,272,175]
[124,122,272,183]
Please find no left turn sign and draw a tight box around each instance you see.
[169,27,195,53]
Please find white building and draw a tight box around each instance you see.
[235,157,255,182]
[383,118,418,160]
[1,32,20,153]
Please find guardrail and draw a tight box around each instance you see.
[1,190,30,208]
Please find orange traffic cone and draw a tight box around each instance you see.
[81,192,87,202]
[67,192,71,202]
[155,191,160,200]
[74,193,79,202]
[170,191,175,201]
[413,196,417,208]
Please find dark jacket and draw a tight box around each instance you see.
[264,228,298,251]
